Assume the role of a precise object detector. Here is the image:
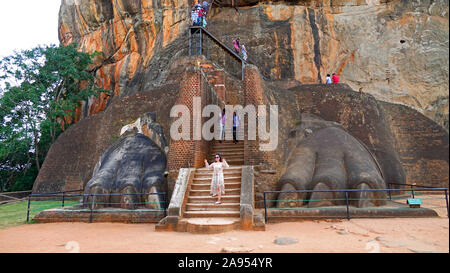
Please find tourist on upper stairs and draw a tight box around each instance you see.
[326,74,332,84]
[219,108,226,143]
[232,38,241,55]
[204,154,229,204]
[240,43,248,61]
[191,7,198,26]
[202,1,209,15]
[332,73,340,83]
[198,6,204,22]
[233,112,241,144]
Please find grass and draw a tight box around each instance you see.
[0,199,79,229]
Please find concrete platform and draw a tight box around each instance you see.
[267,202,439,222]
[33,206,165,224]
[180,217,241,234]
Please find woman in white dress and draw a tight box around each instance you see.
[204,154,229,204]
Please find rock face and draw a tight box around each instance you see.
[254,81,447,207]
[59,0,448,129]
[34,1,448,201]
[207,0,449,130]
[277,113,391,208]
[84,133,167,210]
[32,57,191,194]
[58,0,191,118]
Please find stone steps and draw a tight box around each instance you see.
[193,176,242,182]
[194,172,242,178]
[209,156,243,161]
[188,195,240,203]
[181,218,241,234]
[181,139,245,228]
[213,141,244,145]
[184,210,241,218]
[186,202,240,211]
[190,182,241,190]
[210,151,244,156]
[223,160,244,165]
[213,145,244,150]
[196,166,242,170]
[189,188,241,196]
[196,169,242,174]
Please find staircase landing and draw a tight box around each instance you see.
[179,217,241,234]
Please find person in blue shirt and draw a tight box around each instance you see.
[326,74,332,84]
[233,112,241,144]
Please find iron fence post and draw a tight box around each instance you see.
[241,61,244,81]
[189,28,191,56]
[445,189,449,218]
[388,183,392,201]
[345,191,350,221]
[411,185,415,198]
[62,191,65,208]
[89,194,93,223]
[199,28,202,56]
[264,192,268,223]
[163,193,167,218]
[206,36,209,59]
[26,195,31,223]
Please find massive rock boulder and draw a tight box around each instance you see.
[34,1,448,204]
[84,132,167,210]
[59,0,448,129]
[253,81,448,207]
[277,113,390,208]
[58,0,192,118]
[208,0,449,130]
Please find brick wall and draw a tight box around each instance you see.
[200,63,226,102]
[243,65,277,169]
[379,101,449,187]
[242,65,280,208]
[166,64,224,194]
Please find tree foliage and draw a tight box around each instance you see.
[0,44,108,192]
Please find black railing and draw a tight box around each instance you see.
[387,182,440,199]
[263,187,449,223]
[26,191,167,223]
[189,26,246,80]
[26,189,84,222]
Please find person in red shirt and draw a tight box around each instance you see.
[332,73,339,83]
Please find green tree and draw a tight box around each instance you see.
[0,44,108,192]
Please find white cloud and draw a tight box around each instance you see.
[0,1,61,58]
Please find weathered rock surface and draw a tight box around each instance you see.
[58,0,448,129]
[84,132,167,210]
[277,113,392,208]
[256,81,448,207]
[59,0,192,119]
[32,58,191,194]
[35,0,449,208]
[208,0,449,129]
[274,237,298,245]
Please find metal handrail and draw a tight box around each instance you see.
[263,187,449,223]
[26,191,168,222]
[190,26,245,62]
[189,26,246,80]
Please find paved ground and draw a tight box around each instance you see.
[0,217,448,253]
[1,194,447,253]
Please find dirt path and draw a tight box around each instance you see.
[0,217,448,253]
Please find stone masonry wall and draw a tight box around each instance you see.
[166,65,224,196]
[379,102,449,187]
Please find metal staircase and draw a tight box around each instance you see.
[189,26,246,80]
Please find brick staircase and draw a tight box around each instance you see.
[180,140,245,233]
[210,139,244,165]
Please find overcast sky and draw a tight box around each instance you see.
[0,1,61,58]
